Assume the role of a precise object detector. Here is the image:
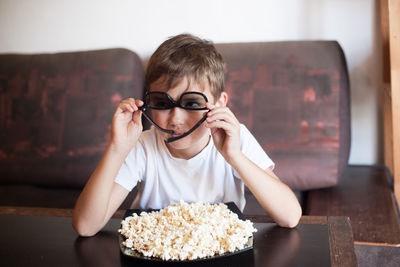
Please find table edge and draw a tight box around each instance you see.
[0,206,358,267]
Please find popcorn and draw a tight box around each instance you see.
[119,200,257,260]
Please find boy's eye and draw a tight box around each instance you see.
[181,95,207,109]
[182,101,201,108]
[148,95,173,109]
[153,100,171,109]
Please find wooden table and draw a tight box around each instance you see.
[0,207,358,267]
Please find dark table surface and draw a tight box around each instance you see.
[0,208,358,267]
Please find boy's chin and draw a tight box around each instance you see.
[165,133,209,151]
[165,136,191,149]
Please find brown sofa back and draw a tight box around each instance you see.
[0,41,350,192]
[216,41,350,190]
[0,48,144,188]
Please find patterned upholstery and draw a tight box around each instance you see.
[216,41,350,190]
[0,48,144,189]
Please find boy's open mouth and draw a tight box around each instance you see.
[170,131,185,138]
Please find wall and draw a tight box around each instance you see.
[0,0,382,165]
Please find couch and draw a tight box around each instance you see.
[0,49,143,209]
[1,42,399,247]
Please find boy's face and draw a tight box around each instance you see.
[148,76,226,158]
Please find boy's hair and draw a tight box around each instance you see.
[145,33,226,100]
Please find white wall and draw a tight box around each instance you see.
[0,0,382,165]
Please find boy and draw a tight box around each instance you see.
[72,34,302,237]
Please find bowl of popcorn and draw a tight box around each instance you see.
[118,200,257,261]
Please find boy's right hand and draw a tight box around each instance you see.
[110,98,143,155]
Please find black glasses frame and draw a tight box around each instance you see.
[143,91,209,111]
[138,91,210,143]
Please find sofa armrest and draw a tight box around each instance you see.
[305,165,400,245]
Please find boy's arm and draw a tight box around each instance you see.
[72,98,143,236]
[205,102,302,228]
[229,154,302,228]
[72,145,130,236]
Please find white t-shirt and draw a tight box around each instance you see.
[115,124,274,211]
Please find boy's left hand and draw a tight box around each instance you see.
[205,103,241,164]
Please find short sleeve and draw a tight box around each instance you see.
[114,139,146,191]
[233,124,275,178]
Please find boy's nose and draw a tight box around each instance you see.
[167,107,186,125]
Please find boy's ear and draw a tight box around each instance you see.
[215,92,228,107]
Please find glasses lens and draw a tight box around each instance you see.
[147,93,173,110]
[180,93,207,110]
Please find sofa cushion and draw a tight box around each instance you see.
[216,41,350,190]
[0,48,144,188]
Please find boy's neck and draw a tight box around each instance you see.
[165,134,211,160]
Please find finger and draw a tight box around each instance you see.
[205,120,237,135]
[210,127,224,140]
[207,110,235,121]
[206,103,232,114]
[207,106,235,117]
[132,108,142,124]
[135,99,144,109]
[207,108,238,124]
[207,111,238,125]
[122,98,135,105]
[206,102,216,110]
[119,102,135,113]
[124,98,140,111]
[120,98,143,112]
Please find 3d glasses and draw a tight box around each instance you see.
[139,91,209,143]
